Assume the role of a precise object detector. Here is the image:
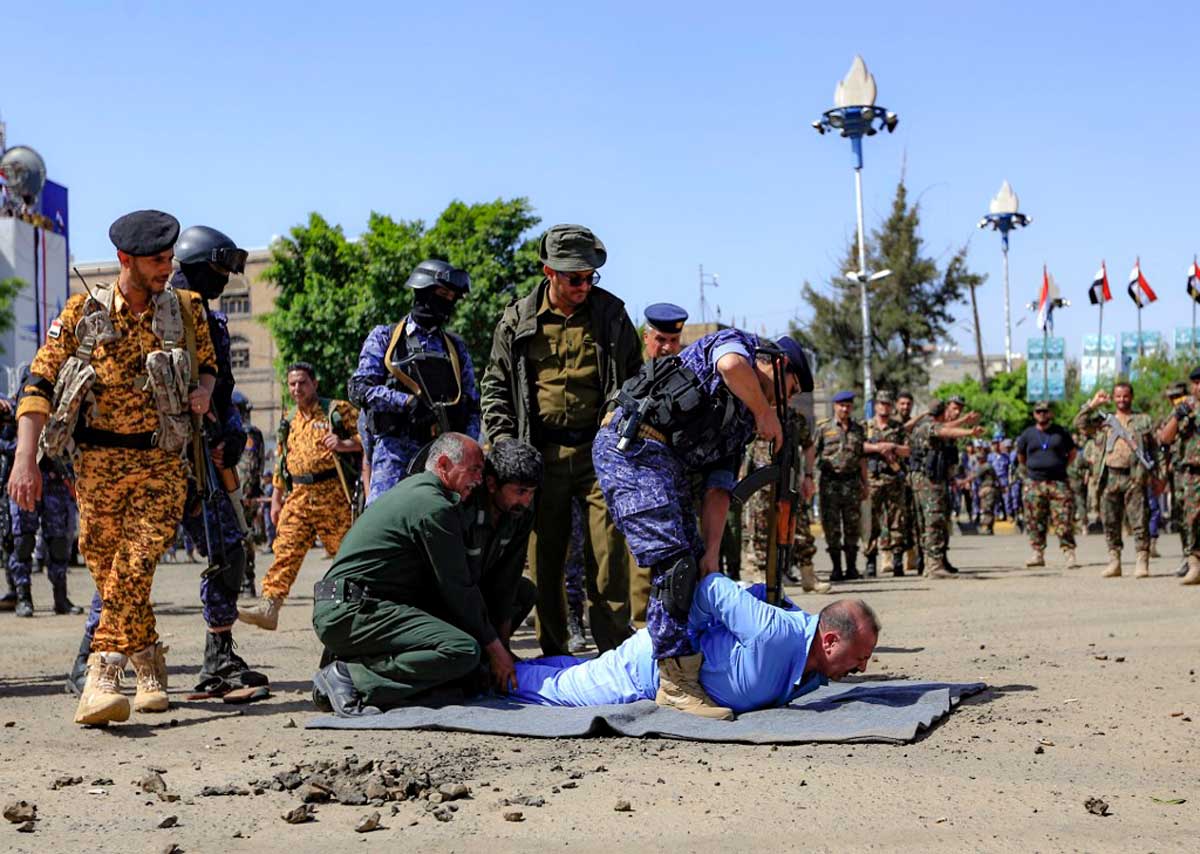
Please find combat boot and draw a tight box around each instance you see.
[1101,550,1122,578]
[196,631,270,697]
[828,550,844,582]
[51,577,83,615]
[1025,548,1046,568]
[903,548,917,576]
[240,573,257,599]
[799,563,831,594]
[566,613,589,655]
[1177,559,1190,578]
[14,583,33,618]
[128,643,170,713]
[74,652,131,726]
[843,547,861,581]
[891,550,905,577]
[238,596,282,631]
[864,552,877,578]
[1063,548,1081,570]
[656,654,734,720]
[1150,539,1161,558]
[926,557,958,580]
[1181,554,1200,585]
[1134,550,1151,578]
[0,570,16,611]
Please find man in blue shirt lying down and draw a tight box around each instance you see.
[511,573,880,715]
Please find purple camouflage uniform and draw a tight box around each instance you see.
[592,329,758,660]
[348,317,479,505]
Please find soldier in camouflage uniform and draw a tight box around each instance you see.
[1159,382,1190,576]
[1074,384,1158,578]
[961,444,999,534]
[908,396,984,578]
[816,391,867,581]
[1156,368,1200,585]
[741,396,827,592]
[863,390,910,576]
[1066,432,1090,533]
[895,391,921,573]
[1015,402,1078,568]
[9,210,218,726]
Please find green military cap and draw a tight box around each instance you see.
[874,389,893,404]
[1032,400,1052,411]
[1165,381,1188,398]
[539,224,607,272]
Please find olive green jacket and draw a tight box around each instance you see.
[480,281,642,445]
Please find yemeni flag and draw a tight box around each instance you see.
[1088,261,1112,305]
[1188,257,1200,304]
[1036,265,1060,332]
[1127,257,1157,307]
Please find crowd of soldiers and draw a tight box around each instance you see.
[6,211,1196,730]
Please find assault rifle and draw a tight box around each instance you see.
[398,348,456,478]
[730,345,798,607]
[192,414,229,581]
[1102,413,1154,471]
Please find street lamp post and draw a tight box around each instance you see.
[813,56,898,410]
[978,181,1032,373]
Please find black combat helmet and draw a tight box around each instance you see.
[406,259,470,328]
[175,225,248,300]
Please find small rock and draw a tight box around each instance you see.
[433,808,453,822]
[427,792,444,805]
[160,845,182,854]
[17,821,35,833]
[1094,655,1108,661]
[1034,745,1044,755]
[1084,797,1110,817]
[336,787,368,806]
[140,773,168,794]
[503,810,524,822]
[158,792,181,803]
[438,783,470,801]
[3,801,37,823]
[365,780,389,802]
[614,799,633,812]
[1114,656,1125,663]
[90,778,114,786]
[50,775,83,790]
[354,811,382,833]
[561,781,578,790]
[3,721,14,727]
[282,804,316,824]
[284,719,297,729]
[298,784,331,804]
[158,815,179,829]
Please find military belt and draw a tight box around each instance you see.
[74,427,157,450]
[538,422,598,448]
[1106,466,1131,474]
[599,411,668,445]
[291,468,338,485]
[313,578,371,604]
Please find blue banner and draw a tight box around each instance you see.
[1027,336,1066,400]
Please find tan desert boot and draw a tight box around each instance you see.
[74,652,131,726]
[656,654,734,720]
[1134,550,1151,578]
[799,564,831,594]
[926,557,957,580]
[1063,548,1080,570]
[1102,550,1122,578]
[1149,539,1161,558]
[903,548,917,575]
[1025,548,1046,568]
[238,596,282,631]
[129,643,170,713]
[1181,554,1200,585]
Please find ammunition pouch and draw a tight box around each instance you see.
[40,356,98,460]
[144,347,193,453]
[651,554,699,622]
[371,320,470,440]
[615,355,739,467]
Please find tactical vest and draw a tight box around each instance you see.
[40,284,197,460]
[615,355,740,467]
[369,321,471,441]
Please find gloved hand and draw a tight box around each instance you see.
[1175,402,1192,421]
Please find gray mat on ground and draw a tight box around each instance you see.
[306,680,988,744]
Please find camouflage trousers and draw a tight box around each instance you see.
[76,447,187,655]
[1022,479,1076,551]
[819,473,861,552]
[1178,469,1200,557]
[8,471,73,587]
[1069,475,1087,527]
[1173,477,1191,554]
[1101,469,1150,553]
[262,478,351,601]
[911,474,949,566]
[741,488,818,575]
[977,485,998,532]
[865,476,907,555]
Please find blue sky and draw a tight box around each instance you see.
[7,1,1200,362]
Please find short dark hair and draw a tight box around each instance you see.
[897,391,914,401]
[1113,380,1133,395]
[486,439,543,487]
[286,361,316,381]
[818,599,881,640]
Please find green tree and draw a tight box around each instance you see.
[0,278,21,351]
[263,198,543,399]
[791,182,978,394]
[935,368,1029,438]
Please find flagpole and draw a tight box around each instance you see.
[1043,319,1049,398]
[1097,298,1104,390]
[1137,304,1143,359]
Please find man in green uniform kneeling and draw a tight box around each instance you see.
[311,434,542,716]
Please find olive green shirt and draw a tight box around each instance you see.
[531,289,603,429]
[320,471,499,646]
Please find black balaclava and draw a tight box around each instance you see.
[411,289,457,328]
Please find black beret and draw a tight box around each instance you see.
[1190,366,1200,382]
[539,224,607,271]
[108,209,180,257]
[644,302,688,333]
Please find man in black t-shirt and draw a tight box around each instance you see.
[1016,401,1078,569]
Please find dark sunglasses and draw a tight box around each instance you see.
[553,270,600,287]
[208,246,249,275]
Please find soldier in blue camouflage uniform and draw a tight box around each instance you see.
[349,260,479,505]
[7,455,80,617]
[68,226,268,699]
[0,397,20,612]
[989,437,1011,522]
[593,330,810,719]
